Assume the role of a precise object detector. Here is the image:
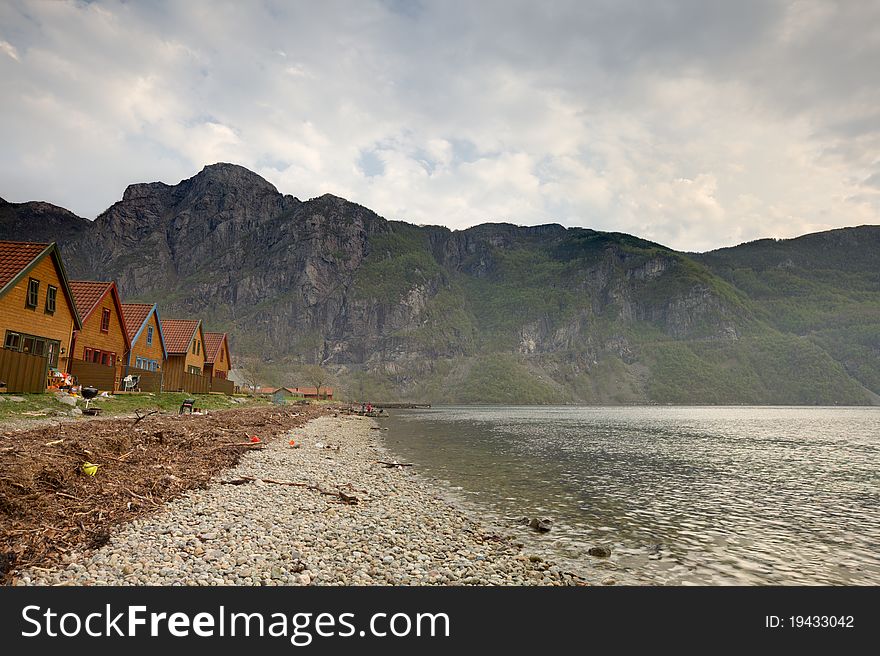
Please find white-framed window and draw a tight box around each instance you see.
[147,325,154,345]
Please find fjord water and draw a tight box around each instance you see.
[384,406,880,585]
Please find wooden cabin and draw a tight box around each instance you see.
[160,319,206,390]
[289,386,333,400]
[68,281,131,369]
[0,241,82,389]
[121,303,167,373]
[203,332,232,379]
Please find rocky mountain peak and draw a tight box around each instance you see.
[121,163,280,204]
[192,162,280,193]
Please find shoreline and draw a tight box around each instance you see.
[14,412,587,586]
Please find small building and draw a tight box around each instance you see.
[289,386,333,400]
[203,332,232,379]
[69,281,130,369]
[120,303,167,373]
[160,319,206,390]
[0,241,82,385]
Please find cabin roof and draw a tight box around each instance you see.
[0,240,83,329]
[121,302,168,359]
[69,280,131,349]
[69,281,113,322]
[203,332,228,364]
[160,319,201,354]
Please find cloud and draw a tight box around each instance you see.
[0,0,877,251]
[0,39,18,61]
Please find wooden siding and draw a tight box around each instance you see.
[0,349,49,393]
[69,358,117,391]
[183,325,206,373]
[124,365,162,393]
[74,294,127,366]
[163,364,210,394]
[163,355,186,390]
[0,254,76,373]
[210,377,235,394]
[209,337,231,378]
[129,311,164,368]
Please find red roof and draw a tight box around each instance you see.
[161,319,201,354]
[0,240,83,330]
[120,303,154,341]
[69,280,114,322]
[203,332,227,364]
[289,387,333,396]
[0,241,52,291]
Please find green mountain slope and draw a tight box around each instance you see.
[1,164,877,405]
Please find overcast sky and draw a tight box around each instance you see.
[1,0,878,251]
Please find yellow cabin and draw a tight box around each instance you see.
[121,303,167,373]
[203,332,232,379]
[0,241,82,390]
[160,318,206,391]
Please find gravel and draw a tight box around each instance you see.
[16,415,587,586]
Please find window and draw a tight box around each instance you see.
[100,308,111,333]
[45,286,57,314]
[4,331,58,366]
[187,365,201,375]
[4,331,21,350]
[134,357,158,371]
[26,278,39,308]
[45,341,59,368]
[22,335,36,355]
[146,325,154,345]
[220,349,224,362]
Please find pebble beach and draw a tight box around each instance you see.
[15,414,587,586]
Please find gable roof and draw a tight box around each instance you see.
[160,319,202,354]
[290,386,333,396]
[203,332,229,364]
[69,280,131,350]
[69,281,112,321]
[0,240,82,329]
[121,302,168,359]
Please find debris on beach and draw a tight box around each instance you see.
[0,404,327,583]
[377,460,413,468]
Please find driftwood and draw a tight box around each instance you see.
[221,475,359,505]
[207,442,265,451]
[0,403,331,583]
[132,409,159,426]
[377,460,413,468]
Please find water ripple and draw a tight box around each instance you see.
[384,406,880,585]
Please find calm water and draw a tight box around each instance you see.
[384,406,880,585]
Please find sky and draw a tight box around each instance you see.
[1,0,878,252]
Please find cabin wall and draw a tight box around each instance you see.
[0,255,76,373]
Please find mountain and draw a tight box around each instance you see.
[0,198,90,244]
[2,163,877,405]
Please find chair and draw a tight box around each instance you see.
[122,374,140,392]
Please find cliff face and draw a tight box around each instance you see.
[2,163,878,405]
[0,198,90,245]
